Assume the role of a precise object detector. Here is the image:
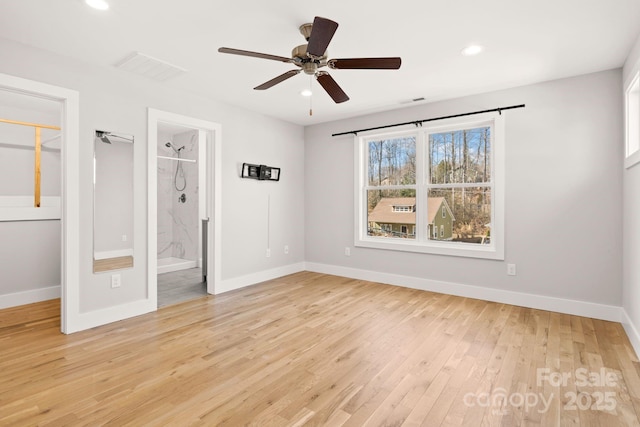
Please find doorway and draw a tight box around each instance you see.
[0,73,80,333]
[147,109,221,307]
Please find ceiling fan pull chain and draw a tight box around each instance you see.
[309,75,313,116]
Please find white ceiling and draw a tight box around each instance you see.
[1,0,639,126]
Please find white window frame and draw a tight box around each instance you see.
[354,112,505,259]
[625,70,640,169]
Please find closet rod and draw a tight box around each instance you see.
[0,118,61,207]
[0,118,61,130]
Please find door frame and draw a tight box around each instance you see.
[147,109,221,300]
[0,73,80,333]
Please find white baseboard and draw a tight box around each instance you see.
[65,299,156,334]
[305,262,623,322]
[216,262,306,294]
[0,285,60,309]
[621,309,640,360]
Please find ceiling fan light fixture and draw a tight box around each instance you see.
[461,45,484,56]
[85,0,109,10]
[301,89,313,97]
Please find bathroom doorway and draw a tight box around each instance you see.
[147,109,221,308]
[157,123,204,306]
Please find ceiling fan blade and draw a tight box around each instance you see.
[306,17,338,58]
[316,72,349,103]
[254,70,301,90]
[218,47,292,63]
[328,57,402,70]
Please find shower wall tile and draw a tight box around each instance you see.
[157,131,174,259]
[171,130,199,261]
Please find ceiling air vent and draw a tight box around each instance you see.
[114,52,187,82]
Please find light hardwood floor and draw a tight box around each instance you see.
[1,272,640,426]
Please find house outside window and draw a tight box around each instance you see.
[356,112,505,259]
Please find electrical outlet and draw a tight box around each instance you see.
[345,247,351,256]
[111,274,121,288]
[122,234,127,242]
[284,245,289,254]
[507,264,517,276]
[266,248,271,258]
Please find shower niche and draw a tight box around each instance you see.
[157,126,203,274]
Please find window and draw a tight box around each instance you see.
[625,72,640,168]
[393,205,413,212]
[355,112,504,259]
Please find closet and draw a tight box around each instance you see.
[0,91,63,308]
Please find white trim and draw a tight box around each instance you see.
[216,263,306,294]
[0,73,80,334]
[354,112,504,260]
[621,309,640,359]
[0,285,61,309]
[66,299,156,334]
[624,71,640,169]
[626,151,640,169]
[94,248,134,260]
[305,262,622,322]
[148,109,222,304]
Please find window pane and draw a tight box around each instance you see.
[427,187,491,244]
[367,189,416,239]
[429,127,491,184]
[368,136,416,186]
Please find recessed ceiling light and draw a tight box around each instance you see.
[461,45,484,56]
[85,0,109,10]
[301,89,313,97]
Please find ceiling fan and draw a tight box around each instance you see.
[218,16,402,104]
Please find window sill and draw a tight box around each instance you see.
[355,237,504,260]
[625,150,640,169]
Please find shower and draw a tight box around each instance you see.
[166,142,186,191]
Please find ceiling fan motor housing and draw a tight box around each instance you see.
[292,44,327,74]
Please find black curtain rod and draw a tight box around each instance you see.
[331,104,525,137]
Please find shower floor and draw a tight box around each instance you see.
[157,257,197,274]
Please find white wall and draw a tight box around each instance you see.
[0,38,304,321]
[305,69,623,314]
[622,34,640,353]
